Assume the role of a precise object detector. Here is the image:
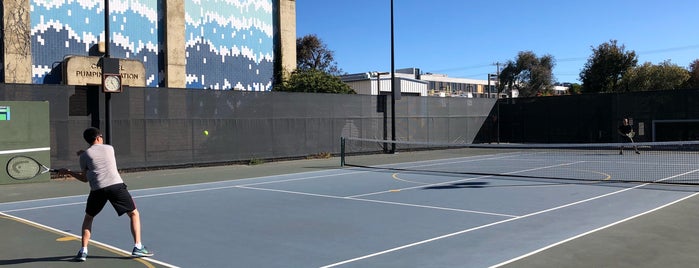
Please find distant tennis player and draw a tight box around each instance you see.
[617,118,640,155]
[59,127,154,261]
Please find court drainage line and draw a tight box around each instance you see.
[319,180,656,268]
[0,212,177,268]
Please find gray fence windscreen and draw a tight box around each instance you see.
[0,84,495,170]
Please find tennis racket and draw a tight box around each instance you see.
[6,156,56,180]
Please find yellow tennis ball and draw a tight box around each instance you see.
[203,130,209,136]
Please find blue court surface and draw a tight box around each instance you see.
[2,150,699,267]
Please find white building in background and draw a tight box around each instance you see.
[340,68,498,98]
[553,85,571,95]
[340,72,428,97]
[341,67,571,98]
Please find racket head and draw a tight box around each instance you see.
[6,156,50,180]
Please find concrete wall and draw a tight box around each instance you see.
[278,0,297,76]
[165,0,187,88]
[2,0,32,84]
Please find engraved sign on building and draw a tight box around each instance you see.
[63,56,146,87]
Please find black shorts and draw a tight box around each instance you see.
[85,183,136,217]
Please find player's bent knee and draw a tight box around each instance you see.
[127,209,139,217]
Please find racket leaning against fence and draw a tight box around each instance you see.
[6,156,56,180]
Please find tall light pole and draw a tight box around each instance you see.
[104,0,112,144]
[390,0,396,153]
[101,0,122,144]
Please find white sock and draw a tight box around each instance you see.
[81,247,88,253]
[135,243,143,249]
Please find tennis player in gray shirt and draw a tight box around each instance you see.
[59,127,154,261]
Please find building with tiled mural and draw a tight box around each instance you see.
[1,0,296,90]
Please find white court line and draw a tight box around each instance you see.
[129,169,371,200]
[655,168,699,183]
[0,169,408,213]
[6,157,698,267]
[349,161,584,198]
[0,154,663,213]
[488,191,699,268]
[0,150,527,210]
[5,168,518,218]
[4,154,697,267]
[0,212,179,268]
[238,185,518,218]
[0,167,367,209]
[370,152,527,170]
[0,147,51,155]
[318,175,688,268]
[1,201,86,213]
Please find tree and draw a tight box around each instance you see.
[276,69,355,94]
[580,40,638,93]
[620,61,690,91]
[498,51,555,97]
[275,34,353,94]
[567,83,583,95]
[686,59,699,89]
[296,34,342,75]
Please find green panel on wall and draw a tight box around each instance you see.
[0,101,51,184]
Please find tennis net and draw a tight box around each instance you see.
[340,137,699,185]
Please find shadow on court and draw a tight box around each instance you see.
[0,256,76,265]
[424,181,491,189]
[0,213,166,268]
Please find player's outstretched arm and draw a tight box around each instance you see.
[57,169,87,182]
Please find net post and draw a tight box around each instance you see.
[340,137,345,167]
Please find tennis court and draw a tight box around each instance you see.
[2,142,699,267]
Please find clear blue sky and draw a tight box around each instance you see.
[296,0,699,83]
